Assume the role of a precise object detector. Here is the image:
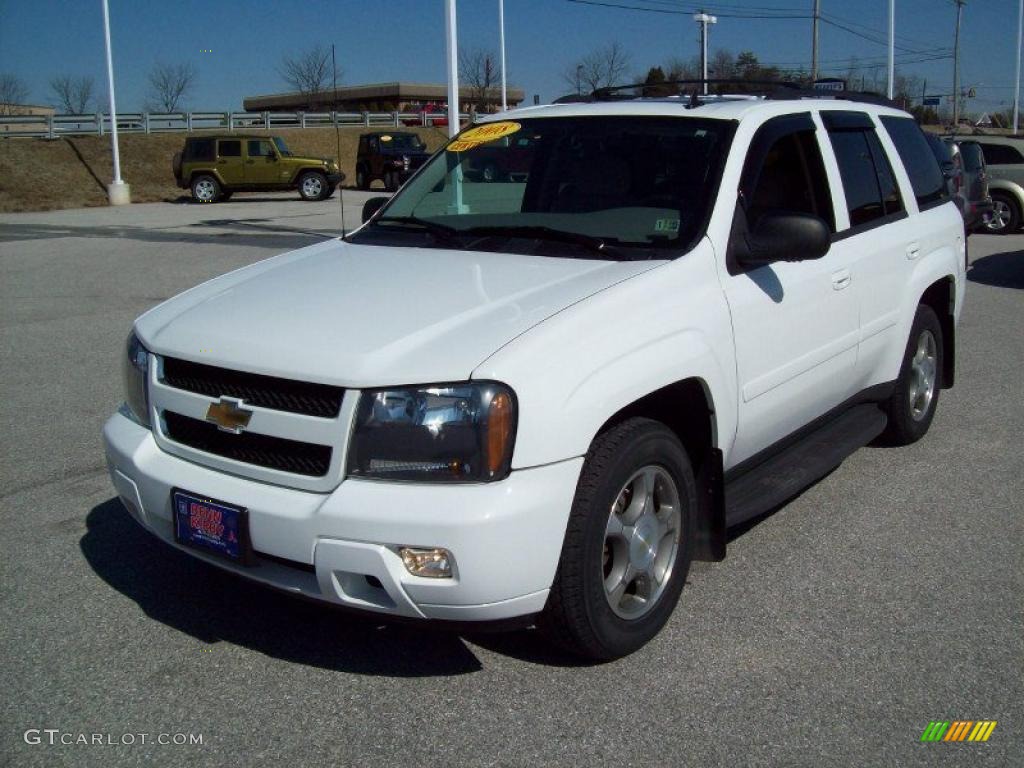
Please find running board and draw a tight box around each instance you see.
[724,404,888,528]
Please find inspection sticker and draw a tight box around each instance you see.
[446,121,521,152]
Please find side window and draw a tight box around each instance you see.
[743,124,836,232]
[880,116,946,208]
[828,126,903,228]
[217,140,241,158]
[185,138,215,162]
[979,143,1024,165]
[247,139,274,157]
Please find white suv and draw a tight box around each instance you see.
[103,90,965,660]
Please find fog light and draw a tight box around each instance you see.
[399,547,453,578]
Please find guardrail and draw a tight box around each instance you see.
[0,110,472,138]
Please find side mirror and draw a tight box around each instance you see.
[735,211,831,267]
[361,196,389,224]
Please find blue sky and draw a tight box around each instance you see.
[0,0,1019,114]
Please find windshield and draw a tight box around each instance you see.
[273,137,293,156]
[350,116,733,259]
[381,133,427,151]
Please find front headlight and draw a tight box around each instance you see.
[122,331,151,428]
[348,382,516,482]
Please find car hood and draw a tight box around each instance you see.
[135,239,662,387]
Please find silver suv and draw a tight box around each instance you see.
[971,136,1024,233]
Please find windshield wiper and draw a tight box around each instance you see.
[373,216,464,247]
[461,225,621,259]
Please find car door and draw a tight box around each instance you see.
[819,111,916,389]
[245,139,281,186]
[215,139,245,185]
[722,113,860,466]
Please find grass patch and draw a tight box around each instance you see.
[0,126,450,212]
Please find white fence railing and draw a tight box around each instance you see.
[0,110,471,138]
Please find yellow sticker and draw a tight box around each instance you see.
[380,135,392,141]
[446,121,521,152]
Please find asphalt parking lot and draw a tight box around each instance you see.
[1,197,1021,767]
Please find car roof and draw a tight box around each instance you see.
[186,134,280,141]
[481,96,912,124]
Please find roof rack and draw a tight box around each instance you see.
[591,79,898,109]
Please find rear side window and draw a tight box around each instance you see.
[958,142,984,172]
[828,128,904,227]
[184,138,215,162]
[880,116,946,208]
[979,142,1024,165]
[217,140,241,158]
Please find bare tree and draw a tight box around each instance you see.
[279,45,339,109]
[563,42,631,95]
[0,73,30,114]
[147,62,196,113]
[460,48,501,111]
[50,75,94,114]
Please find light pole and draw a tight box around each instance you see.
[101,0,129,205]
[1015,0,1022,132]
[693,11,717,95]
[444,0,459,137]
[887,0,895,99]
[499,0,507,111]
[953,0,965,129]
[811,0,820,82]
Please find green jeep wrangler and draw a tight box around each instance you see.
[173,135,344,203]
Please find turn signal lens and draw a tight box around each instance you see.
[486,391,513,477]
[399,547,453,578]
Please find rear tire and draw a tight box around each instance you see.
[880,304,943,446]
[541,417,695,661]
[298,171,328,201]
[985,192,1020,234]
[190,174,221,203]
[356,166,369,190]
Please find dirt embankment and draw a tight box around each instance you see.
[0,126,449,212]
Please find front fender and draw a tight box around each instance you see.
[988,178,1024,210]
[473,241,739,469]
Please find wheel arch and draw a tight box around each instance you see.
[919,276,957,389]
[290,166,328,186]
[188,168,225,187]
[987,179,1024,212]
[593,378,726,562]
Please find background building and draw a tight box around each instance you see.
[243,81,525,113]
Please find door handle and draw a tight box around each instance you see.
[906,243,921,260]
[217,159,226,164]
[245,159,255,164]
[827,272,851,292]
[831,269,852,291]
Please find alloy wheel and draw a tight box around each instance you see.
[603,465,682,620]
[908,329,938,422]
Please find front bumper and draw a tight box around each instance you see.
[102,411,581,621]
[326,172,345,185]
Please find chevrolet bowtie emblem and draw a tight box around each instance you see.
[205,397,253,433]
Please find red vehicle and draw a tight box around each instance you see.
[402,103,449,127]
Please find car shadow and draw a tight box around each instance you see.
[968,250,1024,289]
[80,499,588,672]
[81,498,486,676]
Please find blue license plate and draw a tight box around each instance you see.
[172,490,251,563]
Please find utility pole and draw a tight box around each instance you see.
[498,0,507,111]
[1015,0,1022,132]
[812,0,821,82]
[953,0,965,129]
[887,0,895,99]
[693,11,717,95]
[445,0,459,137]
[101,0,129,205]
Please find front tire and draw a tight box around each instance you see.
[985,192,1020,234]
[356,166,369,190]
[542,418,695,661]
[881,304,943,446]
[384,171,400,192]
[298,171,328,201]
[190,174,220,203]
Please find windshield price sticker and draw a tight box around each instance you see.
[446,121,522,152]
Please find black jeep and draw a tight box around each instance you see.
[355,132,431,192]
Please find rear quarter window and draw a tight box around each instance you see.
[184,138,215,162]
[978,142,1024,165]
[217,140,242,158]
[879,116,946,209]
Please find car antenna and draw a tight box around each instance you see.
[332,43,347,237]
